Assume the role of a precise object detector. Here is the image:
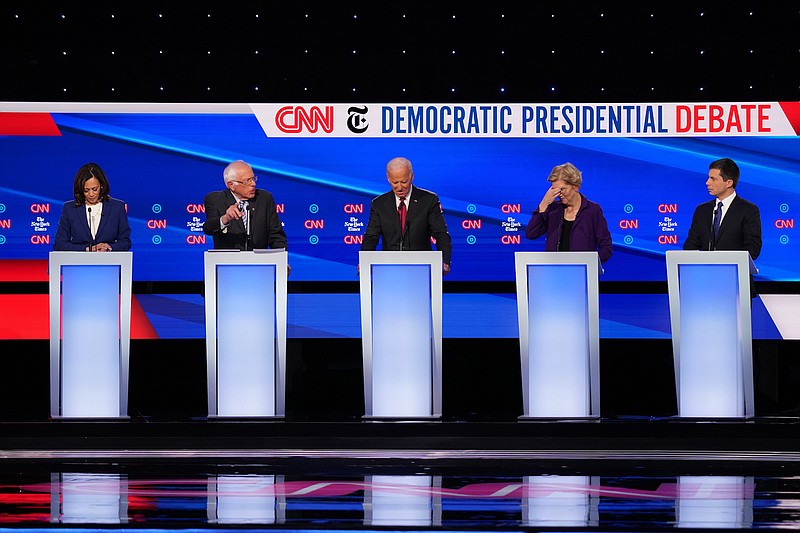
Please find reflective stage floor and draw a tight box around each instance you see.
[2,416,800,532]
[2,453,800,531]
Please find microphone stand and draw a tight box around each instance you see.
[88,206,94,252]
[709,205,717,251]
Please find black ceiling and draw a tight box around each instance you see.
[2,1,798,103]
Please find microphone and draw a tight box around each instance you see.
[709,205,717,251]
[87,206,94,252]
[237,200,251,250]
[400,220,410,251]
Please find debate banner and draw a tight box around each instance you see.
[1,101,798,282]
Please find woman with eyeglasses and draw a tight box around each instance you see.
[525,162,612,263]
[54,163,131,252]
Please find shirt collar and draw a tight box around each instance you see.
[717,191,737,210]
[395,185,413,207]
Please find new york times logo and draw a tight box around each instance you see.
[347,105,369,134]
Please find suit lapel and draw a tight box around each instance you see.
[78,204,92,240]
[387,193,402,234]
[95,203,108,238]
[404,191,422,227]
[716,196,738,241]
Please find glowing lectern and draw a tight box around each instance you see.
[204,250,288,417]
[515,252,602,418]
[359,251,443,418]
[49,251,132,418]
[666,250,757,418]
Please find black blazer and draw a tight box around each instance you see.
[361,187,452,265]
[683,194,762,259]
[203,189,287,250]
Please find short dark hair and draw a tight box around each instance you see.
[72,163,111,205]
[709,158,740,188]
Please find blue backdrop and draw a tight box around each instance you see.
[1,112,797,281]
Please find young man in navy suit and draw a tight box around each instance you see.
[683,157,762,299]
[360,157,452,275]
[683,157,762,259]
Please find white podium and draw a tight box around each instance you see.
[204,250,288,417]
[666,250,757,418]
[515,252,602,419]
[359,251,443,418]
[48,251,132,419]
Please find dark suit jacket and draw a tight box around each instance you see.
[203,188,287,250]
[361,187,452,265]
[683,194,762,259]
[684,194,762,297]
[525,192,613,263]
[54,198,131,251]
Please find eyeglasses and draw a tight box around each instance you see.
[231,176,258,186]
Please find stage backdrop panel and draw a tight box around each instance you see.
[1,102,798,282]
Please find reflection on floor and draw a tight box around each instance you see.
[2,460,800,530]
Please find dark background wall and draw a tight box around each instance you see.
[2,2,798,103]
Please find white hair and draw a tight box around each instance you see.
[223,160,251,184]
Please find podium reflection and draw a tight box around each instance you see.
[677,476,754,528]
[50,472,128,524]
[363,475,441,526]
[522,475,599,527]
[207,474,284,524]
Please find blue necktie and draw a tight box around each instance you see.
[712,201,723,240]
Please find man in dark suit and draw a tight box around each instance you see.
[683,157,762,299]
[683,157,762,259]
[203,160,287,251]
[361,157,452,274]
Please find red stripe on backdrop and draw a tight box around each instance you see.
[0,260,49,282]
[0,112,62,136]
[131,295,158,338]
[779,102,800,135]
[0,295,159,340]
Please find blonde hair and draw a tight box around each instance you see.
[547,162,582,187]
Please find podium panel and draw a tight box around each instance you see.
[666,250,756,418]
[359,251,442,418]
[48,251,132,419]
[515,252,601,418]
[204,250,288,417]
